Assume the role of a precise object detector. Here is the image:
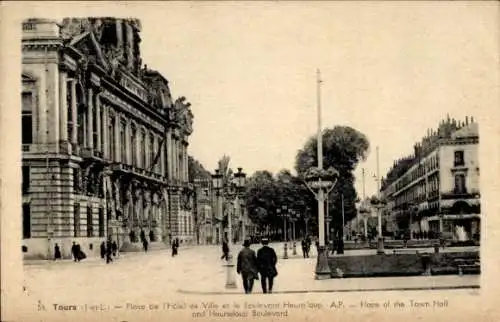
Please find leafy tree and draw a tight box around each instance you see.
[188,155,211,182]
[295,125,370,254]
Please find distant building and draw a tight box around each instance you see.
[21,18,194,259]
[380,116,480,241]
[193,178,216,244]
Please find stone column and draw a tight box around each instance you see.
[114,115,120,162]
[125,120,131,164]
[136,128,141,168]
[86,87,93,149]
[70,80,77,147]
[184,143,188,182]
[160,135,166,177]
[144,131,150,170]
[166,132,172,180]
[102,106,108,159]
[96,94,101,153]
[59,71,68,142]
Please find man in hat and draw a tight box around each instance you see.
[256,238,278,294]
[236,239,259,294]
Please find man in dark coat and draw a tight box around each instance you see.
[221,239,229,261]
[301,239,308,258]
[171,238,178,257]
[236,239,259,294]
[111,241,118,257]
[54,243,62,261]
[106,239,113,264]
[71,242,78,262]
[256,238,278,294]
[100,242,106,259]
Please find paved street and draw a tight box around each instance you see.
[23,243,479,298]
[17,244,480,321]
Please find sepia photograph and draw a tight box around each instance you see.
[1,1,499,322]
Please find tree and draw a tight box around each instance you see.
[295,125,370,254]
[188,155,211,182]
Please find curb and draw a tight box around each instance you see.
[177,284,480,295]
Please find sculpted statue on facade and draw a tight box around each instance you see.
[60,18,91,39]
[103,45,124,78]
[173,97,194,135]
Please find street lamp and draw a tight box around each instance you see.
[277,206,289,259]
[304,166,339,279]
[370,195,387,255]
[358,201,371,241]
[290,209,299,255]
[211,167,246,290]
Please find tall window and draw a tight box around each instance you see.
[87,206,93,237]
[454,174,466,194]
[67,81,73,140]
[73,204,80,237]
[100,108,105,153]
[120,120,127,163]
[22,166,30,194]
[131,124,137,166]
[454,150,465,166]
[73,168,81,194]
[108,116,115,161]
[150,136,155,171]
[98,207,105,237]
[22,92,33,144]
[22,204,31,239]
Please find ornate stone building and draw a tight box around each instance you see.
[21,18,194,259]
[380,116,480,241]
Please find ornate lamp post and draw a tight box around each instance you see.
[370,195,387,255]
[211,167,246,289]
[358,201,371,241]
[291,209,299,255]
[304,166,339,279]
[277,205,289,259]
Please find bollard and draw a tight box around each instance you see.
[283,243,288,259]
[292,242,297,255]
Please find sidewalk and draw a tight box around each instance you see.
[177,246,480,295]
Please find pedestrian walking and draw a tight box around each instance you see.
[100,242,106,259]
[221,239,229,261]
[76,244,86,261]
[71,242,78,262]
[54,243,61,261]
[171,238,178,257]
[142,238,149,252]
[236,239,259,294]
[106,239,113,264]
[111,241,118,257]
[301,239,309,258]
[256,238,277,294]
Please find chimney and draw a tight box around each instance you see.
[116,19,123,48]
[471,116,474,123]
[465,116,469,126]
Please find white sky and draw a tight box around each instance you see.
[9,2,499,198]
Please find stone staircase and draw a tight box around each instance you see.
[119,241,169,252]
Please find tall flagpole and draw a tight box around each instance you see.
[315,68,332,279]
[316,69,325,247]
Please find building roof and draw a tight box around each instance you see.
[451,122,478,139]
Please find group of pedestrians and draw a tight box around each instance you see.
[70,242,86,262]
[236,238,278,294]
[100,239,118,264]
